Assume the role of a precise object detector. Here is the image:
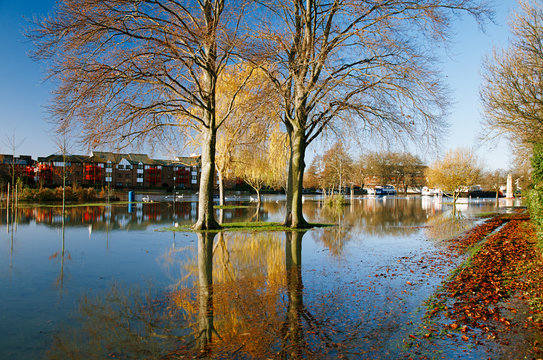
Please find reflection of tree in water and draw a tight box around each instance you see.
[301,199,321,222]
[170,231,371,358]
[47,230,397,359]
[260,200,284,217]
[345,199,429,236]
[424,212,473,242]
[312,223,352,258]
[46,283,190,359]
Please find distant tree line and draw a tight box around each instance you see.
[303,143,426,195]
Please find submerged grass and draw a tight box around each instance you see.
[160,221,335,233]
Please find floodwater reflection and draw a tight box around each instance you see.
[48,230,377,359]
[1,196,515,359]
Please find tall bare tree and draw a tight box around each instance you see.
[481,169,507,206]
[249,0,491,228]
[321,142,353,195]
[29,0,250,230]
[481,0,543,147]
[54,128,73,220]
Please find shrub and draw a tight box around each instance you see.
[19,186,99,203]
[20,188,36,201]
[324,194,347,208]
[527,187,543,246]
[37,188,56,202]
[532,143,543,186]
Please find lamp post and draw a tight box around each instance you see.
[173,176,176,205]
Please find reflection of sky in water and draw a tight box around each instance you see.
[0,196,517,359]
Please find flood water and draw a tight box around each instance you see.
[0,195,522,359]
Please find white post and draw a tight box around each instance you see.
[6,183,9,233]
[506,173,514,199]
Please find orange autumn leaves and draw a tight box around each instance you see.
[426,212,543,353]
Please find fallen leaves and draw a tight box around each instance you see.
[425,212,543,356]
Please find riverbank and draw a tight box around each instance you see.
[413,211,543,358]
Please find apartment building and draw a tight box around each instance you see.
[29,151,202,190]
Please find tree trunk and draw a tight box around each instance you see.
[453,191,459,216]
[197,231,215,355]
[218,208,224,225]
[193,127,221,230]
[289,128,309,228]
[217,167,225,206]
[6,183,10,229]
[282,121,294,226]
[495,188,499,207]
[193,0,220,231]
[282,231,304,358]
[62,162,66,218]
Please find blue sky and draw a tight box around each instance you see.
[0,0,518,170]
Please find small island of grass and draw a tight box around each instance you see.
[160,221,336,233]
[213,204,253,209]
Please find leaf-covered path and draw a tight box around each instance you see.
[413,211,543,359]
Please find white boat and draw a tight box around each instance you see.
[382,185,396,195]
[367,186,396,196]
[421,187,434,196]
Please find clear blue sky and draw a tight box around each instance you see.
[0,0,518,170]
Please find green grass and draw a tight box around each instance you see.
[213,205,253,209]
[472,211,500,218]
[160,221,335,233]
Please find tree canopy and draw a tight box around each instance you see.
[426,148,482,207]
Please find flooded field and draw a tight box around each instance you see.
[0,195,523,359]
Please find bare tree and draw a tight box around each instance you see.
[321,142,352,196]
[54,128,73,219]
[3,131,24,211]
[29,0,251,230]
[481,169,507,206]
[481,0,543,147]
[248,0,491,228]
